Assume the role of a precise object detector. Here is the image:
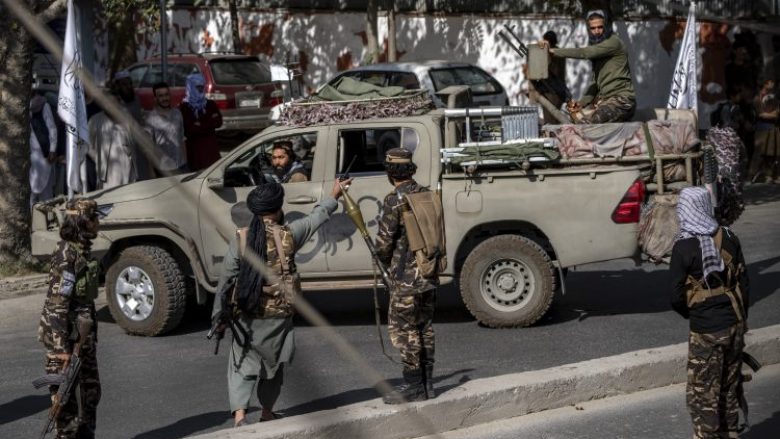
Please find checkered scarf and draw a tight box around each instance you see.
[676,187,724,285]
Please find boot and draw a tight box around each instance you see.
[423,363,435,399]
[383,368,427,405]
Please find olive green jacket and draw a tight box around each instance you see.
[554,34,636,106]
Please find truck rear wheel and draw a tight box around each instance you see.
[460,235,555,328]
[105,245,187,336]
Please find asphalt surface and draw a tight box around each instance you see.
[1,183,778,439]
[415,363,780,439]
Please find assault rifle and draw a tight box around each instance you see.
[207,278,248,355]
[32,317,92,439]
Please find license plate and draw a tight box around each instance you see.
[239,98,261,108]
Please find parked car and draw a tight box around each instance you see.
[322,61,509,107]
[126,53,282,133]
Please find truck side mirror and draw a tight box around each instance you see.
[207,169,225,190]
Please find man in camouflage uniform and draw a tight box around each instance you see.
[375,148,439,404]
[212,179,349,426]
[38,198,102,438]
[670,187,750,439]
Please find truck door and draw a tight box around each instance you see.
[197,128,330,280]
[322,122,432,274]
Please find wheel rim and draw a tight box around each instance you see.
[114,266,155,321]
[480,258,535,312]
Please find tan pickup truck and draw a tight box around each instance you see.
[31,103,703,336]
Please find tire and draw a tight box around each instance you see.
[105,245,187,336]
[460,235,556,328]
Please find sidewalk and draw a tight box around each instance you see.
[191,324,780,439]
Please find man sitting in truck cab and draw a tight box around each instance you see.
[266,140,308,183]
[541,10,636,124]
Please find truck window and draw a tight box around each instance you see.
[336,128,420,177]
[224,133,317,187]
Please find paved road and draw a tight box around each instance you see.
[416,363,780,439]
[1,184,778,439]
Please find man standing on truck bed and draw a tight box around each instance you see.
[376,148,445,404]
[542,10,636,124]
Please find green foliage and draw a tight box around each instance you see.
[103,0,159,29]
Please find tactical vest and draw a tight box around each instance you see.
[399,189,447,279]
[237,224,300,318]
[685,228,746,321]
[68,242,99,303]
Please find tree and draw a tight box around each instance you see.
[365,0,379,63]
[0,0,66,274]
[103,0,156,78]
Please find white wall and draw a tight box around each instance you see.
[134,9,766,127]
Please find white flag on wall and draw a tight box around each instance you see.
[667,2,698,113]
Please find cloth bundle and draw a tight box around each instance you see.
[638,193,679,262]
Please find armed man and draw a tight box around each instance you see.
[36,198,102,439]
[211,179,350,426]
[540,9,636,123]
[670,187,751,439]
[375,148,446,404]
[265,140,308,183]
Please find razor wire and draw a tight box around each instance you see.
[1,1,445,437]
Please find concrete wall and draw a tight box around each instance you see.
[134,9,777,128]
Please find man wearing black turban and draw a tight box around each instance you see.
[540,9,636,124]
[212,178,351,426]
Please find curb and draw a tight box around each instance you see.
[191,324,780,439]
[0,274,49,300]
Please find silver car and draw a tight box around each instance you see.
[324,61,509,107]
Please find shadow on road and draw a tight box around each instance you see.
[0,394,49,425]
[131,411,230,439]
[742,182,780,206]
[282,368,475,417]
[743,410,780,439]
[538,255,780,326]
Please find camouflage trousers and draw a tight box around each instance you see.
[45,331,101,439]
[577,95,636,124]
[388,289,435,371]
[686,323,745,439]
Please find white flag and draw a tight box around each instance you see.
[57,0,89,195]
[667,2,698,113]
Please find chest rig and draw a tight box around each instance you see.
[685,228,746,321]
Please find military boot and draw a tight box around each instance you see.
[382,368,427,405]
[423,363,435,399]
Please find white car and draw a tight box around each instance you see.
[323,61,509,107]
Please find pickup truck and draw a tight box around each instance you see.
[31,101,703,336]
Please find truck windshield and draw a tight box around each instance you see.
[429,67,499,95]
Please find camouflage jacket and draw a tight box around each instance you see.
[375,180,439,295]
[38,240,96,354]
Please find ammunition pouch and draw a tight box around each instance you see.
[401,190,447,278]
[74,259,99,302]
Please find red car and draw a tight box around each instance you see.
[126,53,283,133]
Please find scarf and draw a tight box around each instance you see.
[271,161,306,183]
[676,186,724,285]
[183,73,207,118]
[586,10,613,45]
[235,183,285,311]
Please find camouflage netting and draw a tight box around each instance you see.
[706,127,746,226]
[277,92,435,127]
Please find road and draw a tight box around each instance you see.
[1,184,779,439]
[416,363,780,439]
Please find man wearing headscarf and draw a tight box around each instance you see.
[180,73,223,171]
[266,140,308,183]
[541,10,636,123]
[38,198,102,438]
[211,178,351,426]
[669,186,750,439]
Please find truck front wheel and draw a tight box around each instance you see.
[105,245,187,336]
[460,235,555,328]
